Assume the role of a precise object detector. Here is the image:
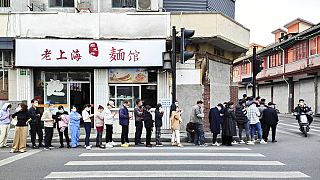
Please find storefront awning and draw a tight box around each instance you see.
[0,38,14,50]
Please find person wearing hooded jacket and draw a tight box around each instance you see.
[144,105,154,147]
[155,103,164,147]
[235,100,250,144]
[0,103,12,148]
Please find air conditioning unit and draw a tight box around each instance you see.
[76,0,92,13]
[136,0,159,12]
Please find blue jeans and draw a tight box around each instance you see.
[239,121,250,141]
[194,123,205,145]
[250,122,262,140]
[84,122,91,146]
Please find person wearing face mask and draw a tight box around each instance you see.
[209,103,224,146]
[55,105,70,148]
[28,99,44,149]
[143,105,154,147]
[69,105,82,148]
[155,103,164,147]
[294,99,313,125]
[119,100,132,147]
[0,103,12,148]
[190,100,206,147]
[41,104,55,150]
[95,105,105,149]
[82,104,94,150]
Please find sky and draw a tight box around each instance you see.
[235,0,320,46]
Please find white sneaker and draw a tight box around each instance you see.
[260,140,267,144]
[86,146,91,150]
[105,143,113,148]
[212,142,220,146]
[231,141,238,145]
[111,141,117,146]
[246,141,255,145]
[239,140,245,144]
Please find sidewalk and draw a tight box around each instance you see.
[6,114,319,144]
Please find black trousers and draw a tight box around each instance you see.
[261,123,268,141]
[145,127,152,145]
[222,135,233,146]
[44,127,53,147]
[105,124,113,143]
[135,121,143,144]
[30,123,43,146]
[57,126,70,146]
[212,133,218,144]
[121,125,129,144]
[265,124,277,141]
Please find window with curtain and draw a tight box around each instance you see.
[310,38,317,56]
[112,0,136,8]
[50,0,74,7]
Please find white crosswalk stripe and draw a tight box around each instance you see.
[44,146,310,179]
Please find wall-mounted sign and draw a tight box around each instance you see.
[15,39,165,67]
[109,69,148,84]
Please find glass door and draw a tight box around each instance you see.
[68,81,91,114]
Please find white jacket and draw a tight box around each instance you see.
[104,108,114,125]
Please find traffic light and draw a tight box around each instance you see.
[254,58,264,75]
[180,28,195,64]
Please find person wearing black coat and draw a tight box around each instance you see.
[222,102,237,146]
[235,100,249,143]
[262,102,279,142]
[155,104,164,146]
[144,105,154,147]
[209,104,224,146]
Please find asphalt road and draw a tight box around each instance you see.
[0,116,319,180]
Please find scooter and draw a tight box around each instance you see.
[293,112,312,137]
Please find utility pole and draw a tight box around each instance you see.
[172,26,177,103]
[252,46,257,98]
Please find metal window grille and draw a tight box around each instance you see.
[0,0,10,7]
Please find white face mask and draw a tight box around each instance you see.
[72,109,77,112]
[34,103,39,107]
[58,110,64,113]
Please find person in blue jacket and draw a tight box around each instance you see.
[119,100,131,147]
[69,105,82,148]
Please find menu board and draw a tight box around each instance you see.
[109,69,148,84]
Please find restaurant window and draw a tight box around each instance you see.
[50,0,74,7]
[0,70,8,100]
[0,0,10,7]
[112,0,136,8]
[310,38,317,56]
[109,68,157,108]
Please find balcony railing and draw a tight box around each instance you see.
[285,59,308,73]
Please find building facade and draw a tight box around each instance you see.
[0,0,249,132]
[233,18,320,115]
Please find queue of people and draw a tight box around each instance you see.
[0,95,312,153]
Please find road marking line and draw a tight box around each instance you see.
[45,171,310,179]
[79,152,265,157]
[0,150,41,167]
[287,129,320,136]
[278,123,320,133]
[65,160,284,166]
[92,147,252,151]
[276,129,301,137]
[286,123,320,131]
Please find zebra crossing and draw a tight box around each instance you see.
[277,120,320,137]
[44,146,310,179]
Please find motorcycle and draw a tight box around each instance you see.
[293,111,313,137]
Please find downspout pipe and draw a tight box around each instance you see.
[279,46,290,113]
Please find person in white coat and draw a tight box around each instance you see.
[104,101,116,148]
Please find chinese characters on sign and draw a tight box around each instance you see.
[41,42,140,63]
